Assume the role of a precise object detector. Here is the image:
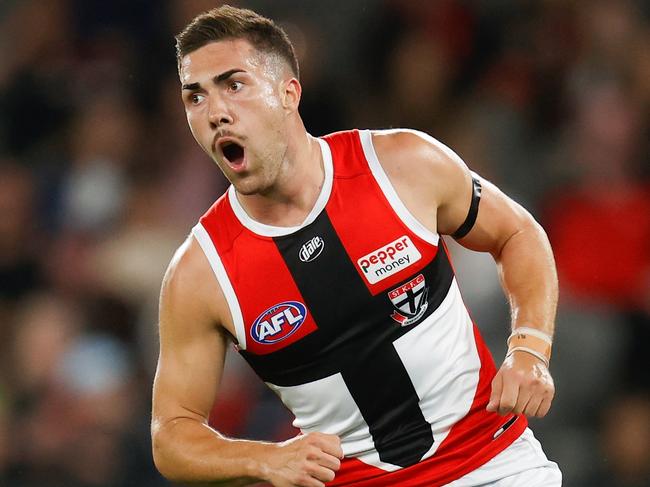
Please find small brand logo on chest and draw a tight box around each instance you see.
[357,235,421,284]
[299,236,324,262]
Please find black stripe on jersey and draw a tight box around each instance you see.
[239,230,455,386]
[241,210,447,467]
[341,341,435,467]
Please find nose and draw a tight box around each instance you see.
[208,95,233,129]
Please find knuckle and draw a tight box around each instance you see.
[501,368,514,379]
[297,472,312,483]
[315,432,332,443]
[291,472,306,485]
[307,437,322,450]
[324,469,336,482]
[500,401,515,411]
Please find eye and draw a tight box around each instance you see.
[189,93,205,105]
[228,80,243,92]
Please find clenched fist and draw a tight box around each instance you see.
[486,350,555,418]
[261,432,344,487]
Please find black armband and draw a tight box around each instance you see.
[451,175,482,239]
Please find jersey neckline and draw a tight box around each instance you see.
[227,137,333,237]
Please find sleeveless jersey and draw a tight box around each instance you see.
[192,129,527,486]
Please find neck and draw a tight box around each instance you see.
[235,123,325,228]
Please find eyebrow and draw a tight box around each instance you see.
[182,69,246,91]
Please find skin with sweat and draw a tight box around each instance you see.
[180,39,324,226]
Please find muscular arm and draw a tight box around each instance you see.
[151,237,264,485]
[151,237,343,487]
[441,174,558,340]
[374,130,558,417]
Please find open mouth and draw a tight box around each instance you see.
[220,140,245,167]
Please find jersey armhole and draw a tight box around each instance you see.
[191,223,248,350]
[358,129,440,246]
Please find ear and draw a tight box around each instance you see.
[281,78,302,113]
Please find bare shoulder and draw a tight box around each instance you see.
[162,236,209,296]
[370,129,468,189]
[153,235,233,441]
[370,129,472,232]
[160,234,230,337]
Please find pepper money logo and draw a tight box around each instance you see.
[357,236,421,284]
[250,301,307,344]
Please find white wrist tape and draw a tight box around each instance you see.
[506,346,550,368]
[508,326,553,345]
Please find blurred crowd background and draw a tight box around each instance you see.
[1,0,649,486]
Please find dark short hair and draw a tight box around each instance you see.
[175,5,299,78]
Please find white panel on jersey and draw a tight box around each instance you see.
[359,129,440,246]
[192,223,247,349]
[393,278,481,461]
[266,278,481,473]
[265,373,396,465]
[228,137,334,237]
[445,428,562,486]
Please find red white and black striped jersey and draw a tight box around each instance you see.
[192,129,527,486]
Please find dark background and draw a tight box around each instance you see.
[1,1,649,486]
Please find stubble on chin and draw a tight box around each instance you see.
[232,180,259,196]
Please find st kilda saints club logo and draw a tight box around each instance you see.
[299,236,324,262]
[388,274,429,326]
[251,301,307,344]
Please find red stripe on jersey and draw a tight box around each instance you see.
[199,195,318,355]
[330,414,525,487]
[323,131,439,296]
[329,322,527,487]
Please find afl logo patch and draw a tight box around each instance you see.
[251,301,307,344]
[299,236,324,262]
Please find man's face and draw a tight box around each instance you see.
[179,39,293,195]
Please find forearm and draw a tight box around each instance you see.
[494,218,558,337]
[152,417,272,485]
